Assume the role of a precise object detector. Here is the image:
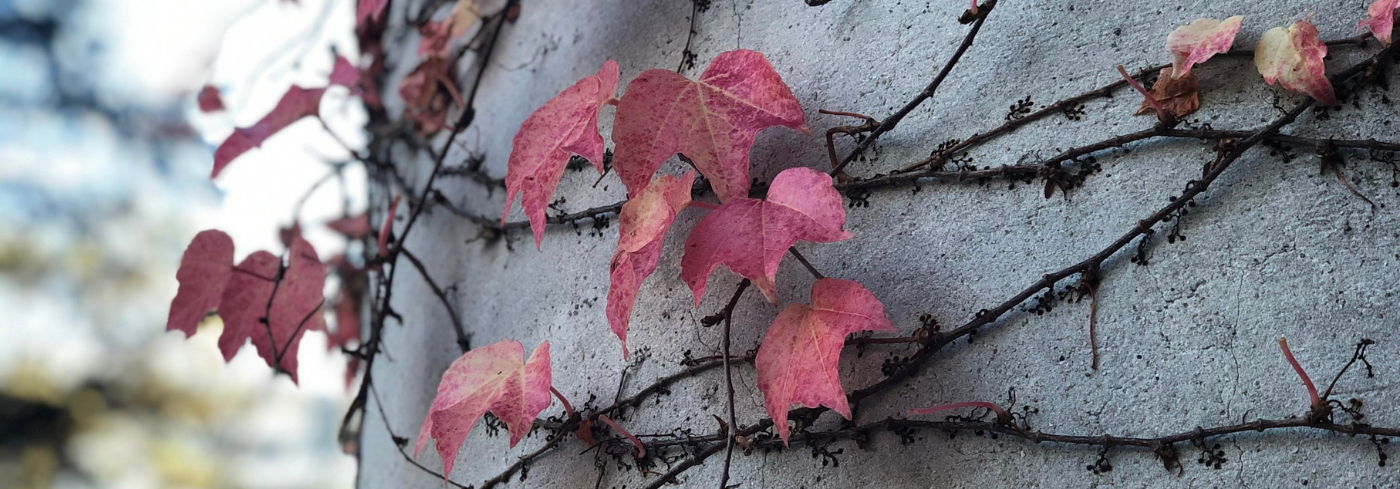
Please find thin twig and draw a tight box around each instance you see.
[1321,339,1375,400]
[399,247,470,352]
[718,280,750,489]
[830,0,997,175]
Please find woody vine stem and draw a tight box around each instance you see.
[338,1,1400,487]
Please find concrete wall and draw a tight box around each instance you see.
[360,0,1400,487]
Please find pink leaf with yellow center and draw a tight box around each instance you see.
[1255,19,1336,106]
[680,167,851,305]
[1359,0,1400,46]
[501,59,620,248]
[1166,16,1244,78]
[756,278,894,445]
[606,171,695,358]
[414,340,552,479]
[612,50,807,203]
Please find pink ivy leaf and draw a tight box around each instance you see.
[326,213,373,239]
[212,86,327,178]
[216,236,327,384]
[1255,18,1336,106]
[1359,0,1400,46]
[501,59,620,248]
[198,85,225,113]
[330,56,360,90]
[414,340,552,479]
[680,167,851,305]
[1166,16,1244,78]
[755,278,894,445]
[278,221,302,248]
[606,171,695,358]
[166,230,235,337]
[356,0,389,26]
[612,50,807,203]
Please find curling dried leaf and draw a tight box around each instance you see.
[1135,67,1200,118]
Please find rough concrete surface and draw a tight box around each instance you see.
[360,0,1400,487]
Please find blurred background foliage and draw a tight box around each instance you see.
[0,0,367,487]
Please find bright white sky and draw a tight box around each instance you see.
[1,0,375,486]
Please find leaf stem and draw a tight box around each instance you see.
[1278,337,1321,408]
[1116,65,1166,123]
[597,414,645,459]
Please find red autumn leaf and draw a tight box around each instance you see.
[166,230,235,337]
[278,221,302,248]
[606,171,695,357]
[680,167,851,304]
[417,0,480,57]
[326,213,373,239]
[356,0,389,26]
[399,56,463,135]
[211,63,363,179]
[1255,18,1336,106]
[414,340,552,479]
[1165,16,1243,78]
[755,278,894,445]
[1359,0,1400,46]
[612,50,807,203]
[212,86,326,178]
[330,56,360,90]
[501,59,620,248]
[217,236,327,384]
[198,85,224,113]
